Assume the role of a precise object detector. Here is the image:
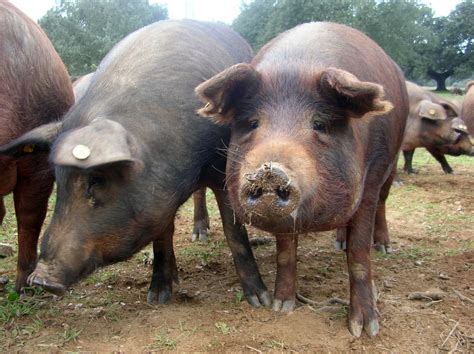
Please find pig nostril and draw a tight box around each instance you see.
[248,187,263,201]
[276,188,290,202]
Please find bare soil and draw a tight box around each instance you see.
[0,160,473,352]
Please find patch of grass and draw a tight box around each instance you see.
[329,305,348,321]
[0,284,43,324]
[444,240,473,257]
[82,269,117,286]
[215,321,233,335]
[177,240,224,265]
[382,246,434,261]
[147,333,177,350]
[59,326,82,345]
[265,339,285,349]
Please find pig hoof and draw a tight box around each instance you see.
[191,229,208,242]
[348,318,363,338]
[335,241,347,251]
[365,319,380,337]
[147,288,172,305]
[272,298,295,312]
[247,290,272,307]
[374,243,393,254]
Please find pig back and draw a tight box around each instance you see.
[0,1,73,144]
[63,20,252,179]
[463,82,474,135]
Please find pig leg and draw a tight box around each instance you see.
[346,189,380,337]
[426,148,453,174]
[403,150,416,174]
[335,227,347,250]
[13,172,53,293]
[273,234,298,312]
[213,188,271,307]
[147,222,178,304]
[0,198,5,225]
[373,166,396,254]
[192,188,210,242]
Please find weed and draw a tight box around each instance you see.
[265,339,285,349]
[0,284,42,324]
[215,321,232,335]
[147,333,177,350]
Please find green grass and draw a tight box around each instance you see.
[397,148,474,172]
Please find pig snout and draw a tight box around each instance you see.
[239,162,300,218]
[27,261,67,296]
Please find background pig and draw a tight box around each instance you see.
[402,81,464,174]
[0,2,74,292]
[72,72,94,102]
[196,22,408,337]
[0,20,270,307]
[462,81,474,134]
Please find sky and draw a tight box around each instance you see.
[8,0,462,23]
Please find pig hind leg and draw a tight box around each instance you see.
[403,150,417,174]
[426,147,453,174]
[373,166,396,254]
[0,198,5,225]
[147,222,179,304]
[13,167,54,293]
[212,187,271,307]
[192,188,210,242]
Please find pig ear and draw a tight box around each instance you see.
[195,63,261,124]
[418,100,447,121]
[319,67,393,118]
[0,122,62,158]
[439,100,459,118]
[52,119,143,170]
[451,118,469,134]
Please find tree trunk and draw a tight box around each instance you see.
[427,68,454,91]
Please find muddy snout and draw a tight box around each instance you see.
[239,162,300,218]
[27,261,67,296]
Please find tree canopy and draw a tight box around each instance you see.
[39,0,168,76]
[233,0,474,90]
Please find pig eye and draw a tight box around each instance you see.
[249,119,259,130]
[313,120,327,132]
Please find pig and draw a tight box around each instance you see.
[72,72,94,102]
[462,81,474,135]
[0,20,270,307]
[195,22,408,337]
[0,2,74,292]
[402,81,463,174]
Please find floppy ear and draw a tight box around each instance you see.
[0,122,62,158]
[195,63,261,124]
[52,119,143,170]
[451,118,469,134]
[438,100,459,118]
[418,100,447,121]
[318,67,393,118]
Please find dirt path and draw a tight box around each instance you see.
[1,160,473,351]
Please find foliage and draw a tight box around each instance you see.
[39,0,168,76]
[233,0,473,84]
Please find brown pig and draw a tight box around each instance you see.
[402,81,464,174]
[0,1,74,292]
[195,22,408,337]
[462,81,474,134]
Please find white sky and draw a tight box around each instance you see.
[8,0,462,23]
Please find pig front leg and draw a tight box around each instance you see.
[426,148,453,174]
[273,234,298,312]
[346,190,380,337]
[403,150,416,174]
[14,168,53,293]
[192,188,210,242]
[213,188,271,307]
[147,222,179,304]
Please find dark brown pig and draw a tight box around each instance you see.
[72,72,211,242]
[402,81,463,174]
[195,22,408,337]
[0,2,74,292]
[462,81,474,134]
[0,20,270,307]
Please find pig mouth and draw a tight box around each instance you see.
[27,272,67,296]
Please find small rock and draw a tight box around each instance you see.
[0,275,9,292]
[414,260,423,266]
[383,280,393,289]
[0,243,14,257]
[438,273,450,280]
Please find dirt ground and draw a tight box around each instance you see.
[0,152,473,352]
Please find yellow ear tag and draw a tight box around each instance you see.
[72,144,91,160]
[23,144,35,153]
[429,109,436,115]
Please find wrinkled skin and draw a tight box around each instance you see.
[0,20,270,307]
[0,2,74,292]
[196,22,408,337]
[402,81,470,174]
[73,74,211,242]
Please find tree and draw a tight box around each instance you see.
[39,0,168,76]
[420,0,474,90]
